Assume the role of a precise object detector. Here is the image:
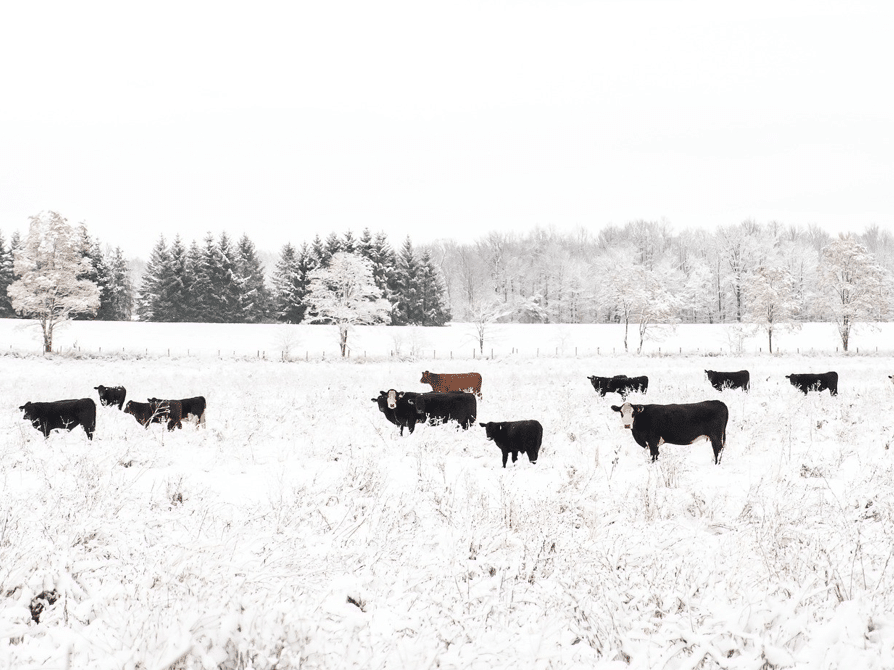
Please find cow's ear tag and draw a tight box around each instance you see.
[635,405,644,413]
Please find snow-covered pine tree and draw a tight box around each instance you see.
[186,239,211,322]
[137,235,169,321]
[73,224,113,320]
[311,235,327,267]
[235,233,271,323]
[341,230,357,254]
[392,236,421,325]
[323,233,342,264]
[0,230,15,317]
[8,211,100,352]
[155,235,189,322]
[303,251,391,356]
[417,250,451,326]
[106,246,134,321]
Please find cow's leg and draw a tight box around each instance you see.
[511,451,519,463]
[711,436,723,464]
[502,450,509,468]
[648,439,660,462]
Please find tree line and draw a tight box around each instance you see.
[4,212,894,354]
[429,220,894,352]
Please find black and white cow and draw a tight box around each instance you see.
[371,390,422,435]
[407,391,477,430]
[480,420,543,467]
[705,369,750,392]
[19,398,97,440]
[611,400,729,464]
[786,372,838,396]
[588,375,649,398]
[94,385,127,410]
[148,396,206,426]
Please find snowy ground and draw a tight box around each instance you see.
[2,322,894,668]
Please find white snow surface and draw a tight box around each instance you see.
[2,320,894,668]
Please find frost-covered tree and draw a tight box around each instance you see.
[818,236,892,351]
[156,235,189,322]
[207,232,240,322]
[744,264,800,353]
[304,251,391,356]
[468,298,512,355]
[186,239,211,322]
[7,211,100,352]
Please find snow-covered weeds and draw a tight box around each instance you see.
[2,353,894,668]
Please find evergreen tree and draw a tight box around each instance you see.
[392,236,422,325]
[210,232,241,322]
[156,235,189,321]
[323,232,342,263]
[311,234,327,267]
[235,233,271,322]
[272,242,316,323]
[341,230,357,254]
[417,251,452,326]
[0,230,15,317]
[137,235,169,321]
[186,239,212,322]
[74,224,113,320]
[106,246,134,321]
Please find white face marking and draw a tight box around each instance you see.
[617,402,635,429]
[386,390,398,409]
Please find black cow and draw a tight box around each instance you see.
[705,370,750,392]
[786,372,838,396]
[149,396,206,426]
[19,399,96,440]
[124,399,183,431]
[611,400,729,464]
[588,375,649,398]
[407,391,477,430]
[94,385,126,410]
[480,420,543,467]
[371,390,422,435]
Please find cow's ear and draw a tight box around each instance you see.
[18,405,25,411]
[610,405,621,412]
[479,423,487,427]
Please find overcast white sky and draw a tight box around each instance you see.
[1,0,892,257]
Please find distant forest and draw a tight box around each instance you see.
[2,219,893,338]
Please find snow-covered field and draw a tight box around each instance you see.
[3,321,894,668]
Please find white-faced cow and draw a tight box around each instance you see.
[611,400,729,464]
[480,420,543,467]
[786,372,838,396]
[420,371,483,397]
[588,375,648,398]
[19,399,97,440]
[94,385,127,410]
[371,390,422,435]
[407,391,477,430]
[705,370,750,392]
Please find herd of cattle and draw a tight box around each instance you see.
[373,368,846,466]
[17,385,206,441]
[17,366,849,467]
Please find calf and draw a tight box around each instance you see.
[786,372,838,396]
[94,385,127,409]
[420,371,483,397]
[371,390,421,435]
[149,396,206,426]
[588,374,649,398]
[19,398,96,440]
[124,399,183,431]
[407,391,477,430]
[611,400,728,464]
[705,370,750,392]
[480,420,543,467]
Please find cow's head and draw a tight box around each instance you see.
[479,422,495,440]
[19,402,34,421]
[407,395,425,413]
[123,401,136,416]
[386,389,399,409]
[420,371,431,384]
[611,402,642,429]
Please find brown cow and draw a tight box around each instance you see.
[420,371,482,397]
